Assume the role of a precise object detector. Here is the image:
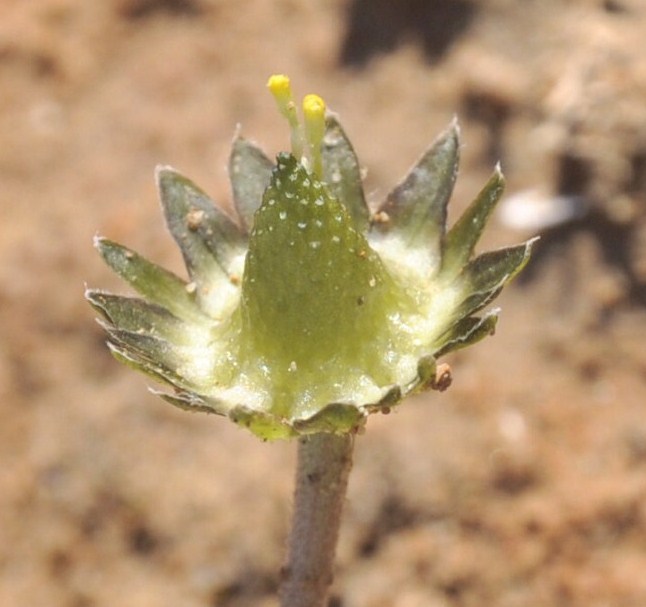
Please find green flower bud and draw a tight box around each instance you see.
[87,75,534,440]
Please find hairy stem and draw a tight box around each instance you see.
[280,432,354,607]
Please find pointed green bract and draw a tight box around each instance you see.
[153,389,225,416]
[106,328,189,383]
[107,340,186,389]
[451,240,535,320]
[321,114,370,233]
[157,167,245,277]
[156,167,249,318]
[434,312,499,358]
[443,166,505,276]
[463,241,535,294]
[374,122,459,274]
[229,135,274,232]
[95,237,205,323]
[87,291,192,344]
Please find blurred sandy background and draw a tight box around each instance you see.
[1,1,646,606]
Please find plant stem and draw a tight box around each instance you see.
[280,432,354,607]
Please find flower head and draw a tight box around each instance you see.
[87,75,534,440]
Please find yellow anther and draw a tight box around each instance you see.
[303,94,326,178]
[267,74,303,159]
[303,94,326,118]
[267,74,293,117]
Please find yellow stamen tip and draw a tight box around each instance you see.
[268,74,303,158]
[303,94,326,119]
[303,93,326,177]
[267,74,295,119]
[267,74,292,102]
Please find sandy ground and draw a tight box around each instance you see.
[1,1,646,606]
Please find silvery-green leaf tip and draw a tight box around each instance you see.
[87,74,535,440]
